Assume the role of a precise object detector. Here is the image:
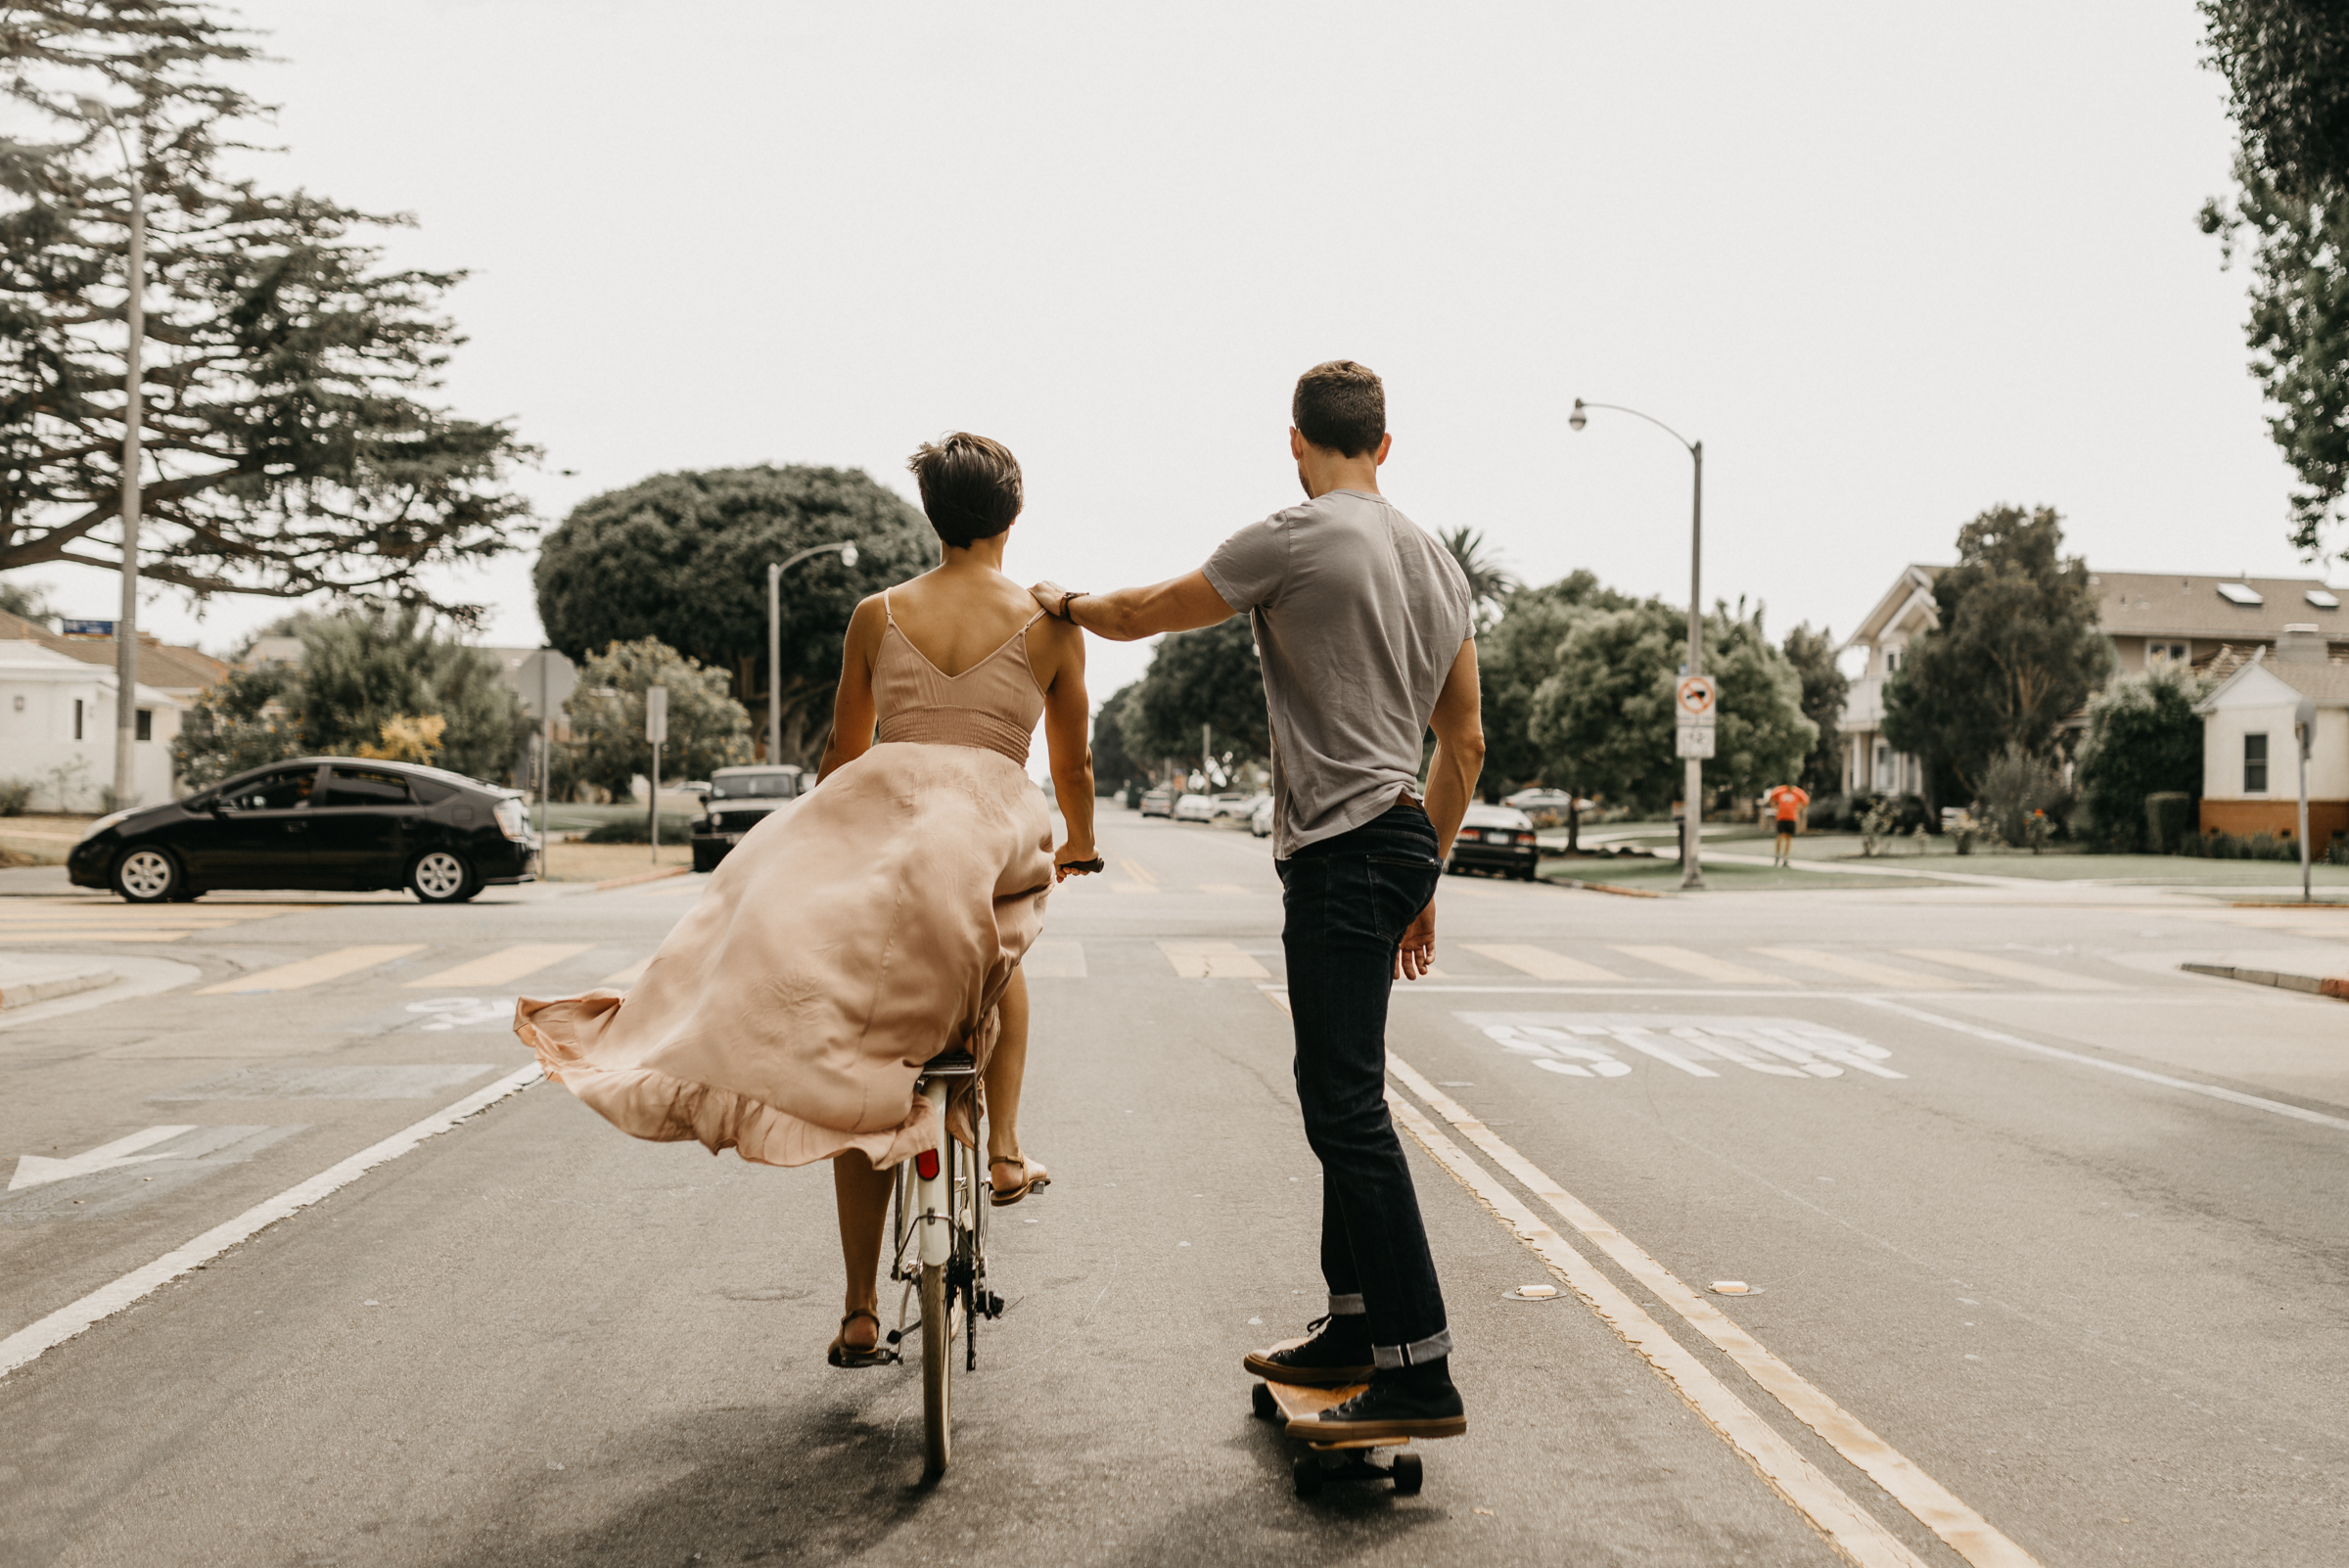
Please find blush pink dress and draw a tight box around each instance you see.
[513,596,1054,1170]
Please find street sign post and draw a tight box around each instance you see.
[1676,724,1717,761]
[645,685,669,861]
[1674,673,1719,781]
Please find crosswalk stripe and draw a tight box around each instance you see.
[1610,945,1795,986]
[1748,947,1975,991]
[1157,941,1271,979]
[196,945,426,994]
[1895,949,2122,991]
[1459,944,1626,982]
[1024,941,1087,978]
[599,957,651,988]
[404,944,595,989]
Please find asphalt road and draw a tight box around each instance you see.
[3,808,2347,1567]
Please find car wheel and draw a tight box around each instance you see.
[409,849,476,904]
[112,846,181,903]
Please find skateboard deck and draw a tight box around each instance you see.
[1251,1380,1425,1496]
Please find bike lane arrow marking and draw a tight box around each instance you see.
[10,1126,199,1191]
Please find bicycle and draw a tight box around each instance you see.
[880,1047,1004,1474]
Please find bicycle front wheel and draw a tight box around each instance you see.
[921,1261,951,1473]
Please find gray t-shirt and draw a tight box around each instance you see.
[1202,488,1473,858]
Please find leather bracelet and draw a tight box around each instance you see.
[1056,589,1084,623]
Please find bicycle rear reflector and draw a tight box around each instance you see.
[915,1148,941,1180]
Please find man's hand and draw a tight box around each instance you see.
[1395,897,1436,981]
[1054,842,1102,882]
[1031,580,1072,619]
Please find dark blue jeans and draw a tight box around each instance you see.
[1277,801,1452,1368]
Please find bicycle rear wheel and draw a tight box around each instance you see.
[922,1261,951,1473]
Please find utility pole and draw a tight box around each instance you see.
[646,685,668,863]
[765,540,859,764]
[78,102,145,809]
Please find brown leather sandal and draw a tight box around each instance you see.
[827,1309,893,1368]
[989,1154,1052,1207]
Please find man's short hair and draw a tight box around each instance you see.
[1292,360,1385,457]
[906,433,1023,548]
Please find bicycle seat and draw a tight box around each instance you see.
[921,1048,979,1080]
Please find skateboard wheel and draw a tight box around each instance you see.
[1391,1453,1423,1495]
[1251,1383,1278,1420]
[1292,1455,1321,1497]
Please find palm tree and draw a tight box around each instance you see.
[1439,526,1517,625]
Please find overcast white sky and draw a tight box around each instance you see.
[14,0,2327,715]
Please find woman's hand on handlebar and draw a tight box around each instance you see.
[1054,842,1104,881]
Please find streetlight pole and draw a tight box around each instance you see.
[765,540,858,764]
[1571,398,1707,889]
[79,100,144,809]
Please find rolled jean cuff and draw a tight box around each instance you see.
[1327,1293,1366,1316]
[1372,1326,1453,1369]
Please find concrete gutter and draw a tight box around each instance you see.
[0,965,117,1010]
[2181,962,2349,1001]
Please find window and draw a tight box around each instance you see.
[319,767,413,807]
[72,698,82,740]
[222,768,317,812]
[2218,582,2265,606]
[134,708,151,742]
[2245,733,2269,794]
[1884,649,1900,672]
[2148,641,2190,667]
[710,771,800,800]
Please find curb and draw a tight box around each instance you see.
[0,967,117,1010]
[589,865,693,893]
[2181,962,2349,1001]
[1543,877,1666,899]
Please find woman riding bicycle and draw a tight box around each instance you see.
[516,432,1098,1366]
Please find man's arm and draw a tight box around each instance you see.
[1030,570,1234,642]
[1398,638,1486,981]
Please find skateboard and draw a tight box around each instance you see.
[1250,1381,1423,1497]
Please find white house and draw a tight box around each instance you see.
[2191,628,2349,849]
[0,638,185,809]
[1837,564,1940,795]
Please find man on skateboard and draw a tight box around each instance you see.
[1031,359,1481,1443]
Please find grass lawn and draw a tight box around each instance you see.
[541,840,693,883]
[1533,856,1948,894]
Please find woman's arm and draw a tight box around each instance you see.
[816,596,887,782]
[1035,618,1097,877]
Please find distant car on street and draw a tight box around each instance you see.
[1501,788,1584,828]
[1211,791,1264,821]
[1250,795,1274,838]
[68,757,536,904]
[1138,787,1174,818]
[1173,792,1218,823]
[1446,802,1542,880]
[690,764,806,873]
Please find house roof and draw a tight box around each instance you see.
[2195,651,2349,713]
[2089,572,2349,642]
[1841,565,1942,652]
[0,608,228,691]
[0,635,181,703]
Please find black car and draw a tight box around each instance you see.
[69,757,537,904]
[1444,803,1543,880]
[691,764,806,872]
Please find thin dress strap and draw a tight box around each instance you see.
[883,588,896,623]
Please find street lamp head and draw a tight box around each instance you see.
[840,541,858,568]
[1569,399,1588,433]
[73,96,115,124]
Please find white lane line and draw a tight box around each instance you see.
[1380,1089,1933,1568]
[1387,1056,2040,1568]
[1459,944,1627,983]
[196,945,424,995]
[1749,947,1976,991]
[1610,945,1796,986]
[0,1064,542,1381]
[404,944,593,989]
[1895,949,2120,992]
[1157,941,1271,980]
[1855,997,2349,1133]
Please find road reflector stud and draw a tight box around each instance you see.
[1505,1284,1560,1301]
[1710,1280,1754,1295]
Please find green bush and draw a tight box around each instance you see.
[0,778,29,815]
[583,813,695,845]
[2180,828,2300,861]
[2075,668,2206,852]
[2144,792,2193,855]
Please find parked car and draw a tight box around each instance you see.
[1501,788,1584,828]
[1445,802,1542,880]
[1173,792,1218,822]
[1211,791,1264,821]
[1250,795,1274,838]
[68,757,535,904]
[691,764,806,872]
[1138,787,1174,818]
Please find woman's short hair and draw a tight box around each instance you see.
[906,433,1023,548]
[1292,360,1385,457]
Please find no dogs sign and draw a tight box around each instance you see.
[1675,675,1717,721]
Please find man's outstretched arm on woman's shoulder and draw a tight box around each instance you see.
[1029,570,1234,641]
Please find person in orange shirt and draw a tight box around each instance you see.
[1763,783,1810,867]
